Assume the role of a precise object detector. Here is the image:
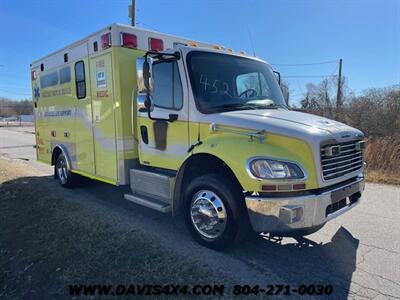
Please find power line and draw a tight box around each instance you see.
[271,60,338,66]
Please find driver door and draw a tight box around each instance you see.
[137,59,189,170]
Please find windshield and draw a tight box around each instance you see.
[187,51,287,113]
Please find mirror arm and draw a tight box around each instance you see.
[146,109,177,123]
[273,70,281,85]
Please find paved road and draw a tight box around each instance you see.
[1,127,399,299]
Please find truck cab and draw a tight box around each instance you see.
[31,24,365,249]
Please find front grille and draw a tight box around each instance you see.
[320,140,364,180]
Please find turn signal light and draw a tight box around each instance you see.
[149,38,164,51]
[293,183,306,190]
[121,33,137,49]
[262,185,277,191]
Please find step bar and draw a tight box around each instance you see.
[124,193,172,213]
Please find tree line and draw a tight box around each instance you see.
[292,78,399,137]
[0,98,33,117]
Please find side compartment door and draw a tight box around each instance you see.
[137,60,188,170]
[89,53,117,182]
[74,46,95,174]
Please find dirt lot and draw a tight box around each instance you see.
[0,157,233,299]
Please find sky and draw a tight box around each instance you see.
[0,0,399,104]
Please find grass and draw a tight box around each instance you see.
[364,136,400,185]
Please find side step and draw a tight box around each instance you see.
[124,193,172,213]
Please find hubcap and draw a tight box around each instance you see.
[57,158,68,184]
[190,190,227,239]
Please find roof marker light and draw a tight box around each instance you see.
[226,48,233,52]
[101,33,111,49]
[188,42,198,47]
[121,33,137,49]
[149,38,164,51]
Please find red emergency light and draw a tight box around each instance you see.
[31,70,37,81]
[149,38,164,51]
[121,33,137,49]
[101,33,111,49]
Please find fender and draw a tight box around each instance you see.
[51,144,72,171]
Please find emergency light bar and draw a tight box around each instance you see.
[121,33,137,49]
[149,38,164,52]
[101,33,111,49]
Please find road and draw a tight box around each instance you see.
[1,126,399,299]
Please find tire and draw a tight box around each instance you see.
[55,153,78,188]
[183,174,250,250]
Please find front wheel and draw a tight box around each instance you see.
[184,174,250,250]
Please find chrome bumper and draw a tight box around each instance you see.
[245,177,365,233]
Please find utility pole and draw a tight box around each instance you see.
[129,0,136,27]
[336,58,343,120]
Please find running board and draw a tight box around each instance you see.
[124,193,172,213]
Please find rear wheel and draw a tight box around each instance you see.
[55,153,77,188]
[184,174,250,250]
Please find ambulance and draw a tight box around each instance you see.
[31,23,365,249]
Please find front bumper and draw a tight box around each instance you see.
[245,177,365,233]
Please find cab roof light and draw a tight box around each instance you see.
[149,38,164,51]
[101,32,111,49]
[239,50,247,55]
[226,48,233,52]
[212,44,222,50]
[121,32,137,49]
[188,42,198,47]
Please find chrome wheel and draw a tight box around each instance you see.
[57,158,68,185]
[190,190,227,239]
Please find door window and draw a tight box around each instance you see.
[152,61,183,110]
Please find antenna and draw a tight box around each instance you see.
[246,25,256,57]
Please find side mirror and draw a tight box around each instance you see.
[144,96,153,111]
[136,56,153,112]
[143,60,150,91]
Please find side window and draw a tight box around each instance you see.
[152,61,183,110]
[75,61,86,99]
[59,66,71,84]
[40,71,58,88]
[236,72,270,97]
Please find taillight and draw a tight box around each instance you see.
[121,33,137,49]
[149,38,163,51]
[101,33,111,49]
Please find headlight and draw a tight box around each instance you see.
[249,159,305,179]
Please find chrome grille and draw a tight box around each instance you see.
[320,140,364,180]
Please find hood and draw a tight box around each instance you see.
[201,109,364,142]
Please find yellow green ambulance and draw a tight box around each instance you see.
[31,23,365,249]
